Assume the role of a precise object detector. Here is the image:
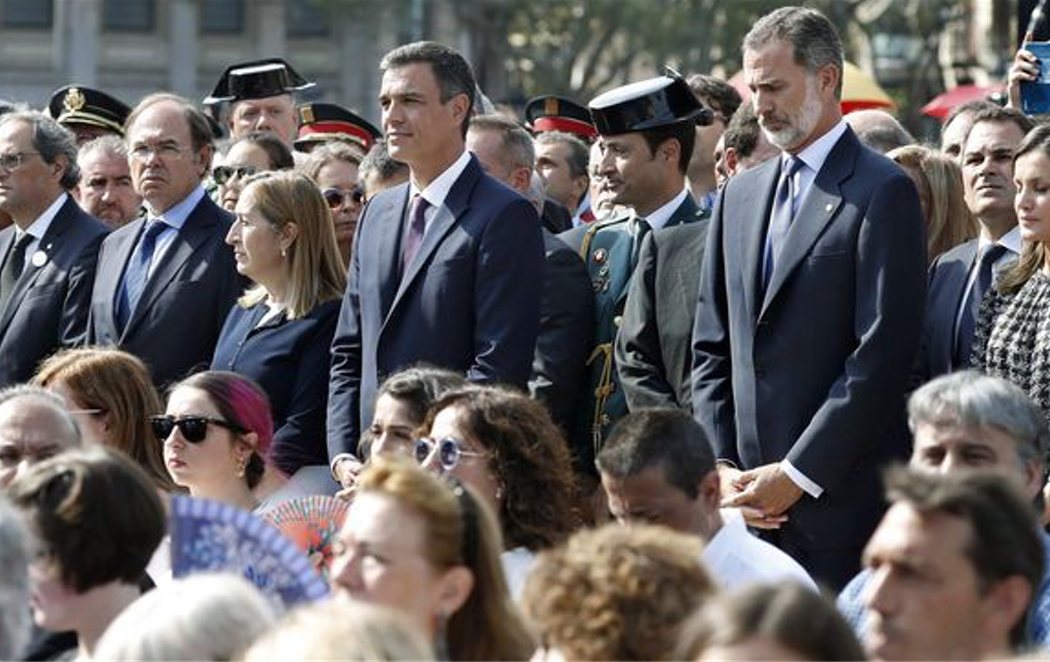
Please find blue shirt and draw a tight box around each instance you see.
[212,298,341,474]
[837,530,1050,648]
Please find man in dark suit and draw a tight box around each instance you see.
[616,99,778,413]
[88,94,242,389]
[0,111,108,387]
[466,114,592,434]
[692,6,926,589]
[559,75,710,475]
[327,42,544,486]
[916,105,1032,382]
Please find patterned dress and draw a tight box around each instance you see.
[972,270,1050,423]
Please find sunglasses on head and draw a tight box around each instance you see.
[212,165,259,185]
[150,415,247,443]
[414,437,487,472]
[322,186,365,209]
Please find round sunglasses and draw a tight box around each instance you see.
[322,186,365,209]
[150,415,247,443]
[414,437,487,472]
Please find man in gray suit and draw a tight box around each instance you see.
[692,6,926,589]
[0,111,108,387]
[88,94,242,388]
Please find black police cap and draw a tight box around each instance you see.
[588,76,711,136]
[48,85,131,136]
[522,95,598,141]
[204,58,315,106]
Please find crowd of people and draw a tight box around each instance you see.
[2,2,1050,660]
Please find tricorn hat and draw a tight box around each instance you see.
[295,103,381,153]
[523,95,597,142]
[48,85,131,136]
[588,76,711,136]
[204,58,315,106]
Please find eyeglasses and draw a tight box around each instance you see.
[322,186,365,209]
[414,437,487,472]
[129,142,186,162]
[0,151,40,172]
[212,165,259,185]
[150,415,247,443]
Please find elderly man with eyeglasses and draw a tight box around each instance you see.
[0,111,108,388]
[87,93,245,389]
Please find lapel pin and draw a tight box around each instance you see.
[825,203,833,213]
[30,250,47,268]
[593,248,608,264]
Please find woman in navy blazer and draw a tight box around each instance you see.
[212,171,346,476]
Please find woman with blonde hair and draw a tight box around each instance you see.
[300,142,364,265]
[329,457,534,660]
[888,144,977,264]
[32,347,175,491]
[213,171,346,476]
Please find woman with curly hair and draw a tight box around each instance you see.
[417,385,579,598]
[522,523,716,660]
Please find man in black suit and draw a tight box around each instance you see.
[692,6,926,589]
[327,42,544,487]
[88,94,242,389]
[916,106,1032,382]
[466,114,592,434]
[0,111,108,387]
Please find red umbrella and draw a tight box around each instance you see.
[921,84,1005,121]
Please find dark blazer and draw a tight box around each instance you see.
[913,239,978,383]
[541,197,573,234]
[529,229,592,433]
[0,196,108,387]
[692,128,926,587]
[87,192,243,389]
[616,219,709,412]
[327,155,544,458]
[212,298,341,475]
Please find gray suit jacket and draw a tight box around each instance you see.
[87,192,243,389]
[692,127,926,571]
[616,220,709,412]
[0,196,108,386]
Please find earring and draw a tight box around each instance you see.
[280,247,287,258]
[236,457,247,477]
[495,483,504,501]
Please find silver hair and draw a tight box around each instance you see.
[468,114,535,171]
[742,6,844,98]
[908,371,1049,466]
[0,497,29,659]
[78,134,129,162]
[0,384,81,446]
[0,110,80,189]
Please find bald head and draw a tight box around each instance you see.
[845,109,914,154]
[0,388,80,489]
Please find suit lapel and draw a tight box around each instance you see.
[0,198,73,333]
[385,157,481,320]
[374,185,410,320]
[761,130,857,316]
[122,198,217,338]
[100,218,144,334]
[733,159,779,325]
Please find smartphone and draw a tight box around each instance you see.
[1021,41,1050,114]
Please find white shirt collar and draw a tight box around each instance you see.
[410,150,472,210]
[643,187,690,231]
[978,225,1022,255]
[790,119,849,176]
[21,192,68,241]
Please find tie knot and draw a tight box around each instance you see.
[783,156,804,179]
[13,232,33,250]
[981,243,1007,264]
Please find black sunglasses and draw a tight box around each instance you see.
[322,186,365,209]
[150,415,247,443]
[212,165,259,185]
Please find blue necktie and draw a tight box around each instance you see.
[763,157,804,290]
[116,220,167,331]
[955,243,1008,367]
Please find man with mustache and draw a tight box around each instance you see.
[558,74,710,478]
[692,5,926,589]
